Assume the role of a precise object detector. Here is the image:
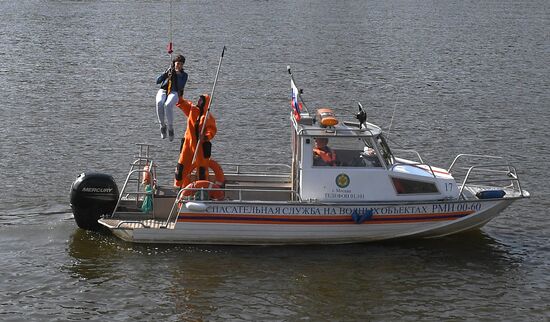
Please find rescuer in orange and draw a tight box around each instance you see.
[313,137,337,166]
[174,94,217,188]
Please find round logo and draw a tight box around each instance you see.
[335,173,350,188]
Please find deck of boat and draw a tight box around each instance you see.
[100,218,175,230]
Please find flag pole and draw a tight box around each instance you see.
[287,66,309,114]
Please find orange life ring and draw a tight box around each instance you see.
[183,159,225,187]
[182,180,225,200]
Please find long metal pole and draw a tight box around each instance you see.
[191,46,226,165]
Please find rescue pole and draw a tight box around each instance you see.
[191,46,226,165]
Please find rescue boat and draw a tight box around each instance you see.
[69,69,529,245]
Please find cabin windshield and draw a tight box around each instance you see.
[312,136,389,168]
[377,134,395,165]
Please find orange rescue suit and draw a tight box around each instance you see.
[174,94,217,188]
[313,147,337,166]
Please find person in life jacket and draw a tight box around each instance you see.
[155,54,188,142]
[174,94,217,188]
[313,137,337,166]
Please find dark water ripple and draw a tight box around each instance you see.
[1,0,548,321]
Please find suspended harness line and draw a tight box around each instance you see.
[165,0,175,97]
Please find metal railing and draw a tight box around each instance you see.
[109,143,157,219]
[221,163,292,176]
[447,154,525,200]
[448,154,506,173]
[163,186,301,228]
[391,148,424,164]
[457,164,525,199]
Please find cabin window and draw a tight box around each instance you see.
[312,137,338,166]
[392,177,439,194]
[311,136,384,167]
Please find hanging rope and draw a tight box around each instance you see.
[167,0,174,57]
[165,0,174,93]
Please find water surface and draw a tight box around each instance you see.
[0,0,548,320]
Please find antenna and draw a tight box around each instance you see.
[386,100,398,139]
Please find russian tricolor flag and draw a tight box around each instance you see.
[290,78,302,120]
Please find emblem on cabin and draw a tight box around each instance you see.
[335,173,350,188]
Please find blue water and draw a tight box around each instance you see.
[0,0,548,320]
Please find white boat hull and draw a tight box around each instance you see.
[101,198,516,245]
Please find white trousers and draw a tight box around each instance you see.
[155,89,178,130]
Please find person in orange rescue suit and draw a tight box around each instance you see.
[313,137,337,166]
[174,94,217,188]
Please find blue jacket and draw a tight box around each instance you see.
[157,69,188,95]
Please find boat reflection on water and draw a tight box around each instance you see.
[66,226,520,315]
[170,230,522,319]
[66,229,123,282]
[66,227,520,274]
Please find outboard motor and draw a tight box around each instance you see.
[70,172,119,230]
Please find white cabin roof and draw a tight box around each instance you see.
[293,114,383,138]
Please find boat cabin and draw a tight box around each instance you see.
[291,110,459,202]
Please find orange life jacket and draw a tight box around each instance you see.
[313,147,337,166]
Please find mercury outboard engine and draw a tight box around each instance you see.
[70,172,119,230]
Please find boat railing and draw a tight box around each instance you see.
[134,143,153,159]
[163,185,301,228]
[447,154,525,199]
[447,154,507,173]
[391,148,424,164]
[221,163,292,176]
[457,163,525,199]
[109,148,157,219]
[292,116,382,137]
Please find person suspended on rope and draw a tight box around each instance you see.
[174,94,217,188]
[155,54,188,142]
[313,137,337,166]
